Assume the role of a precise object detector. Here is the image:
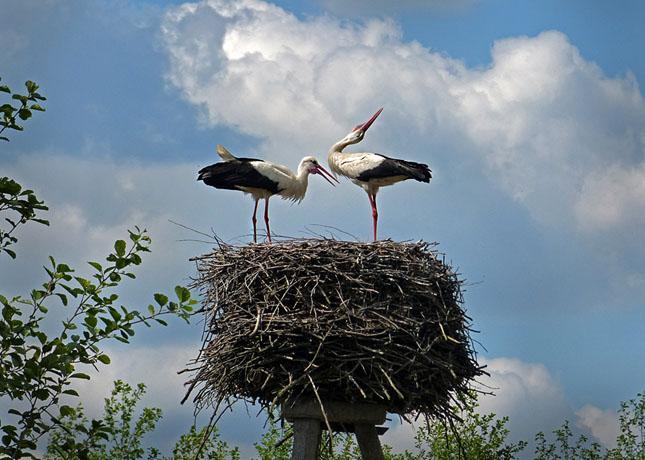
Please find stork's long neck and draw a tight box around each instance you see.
[328,137,358,175]
[286,164,310,202]
[328,138,354,155]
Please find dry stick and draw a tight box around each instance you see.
[308,374,334,458]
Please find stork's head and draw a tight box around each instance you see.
[338,107,383,146]
[300,156,339,185]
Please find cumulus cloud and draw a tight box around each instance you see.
[476,357,570,438]
[575,404,619,448]
[575,163,645,231]
[161,0,645,236]
[1,153,208,302]
[71,344,265,457]
[383,357,571,453]
[71,345,195,418]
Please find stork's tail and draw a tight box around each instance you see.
[216,144,237,162]
[197,165,213,181]
[399,159,432,182]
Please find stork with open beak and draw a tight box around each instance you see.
[327,108,432,241]
[198,145,338,243]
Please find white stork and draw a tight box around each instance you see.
[198,145,338,243]
[328,108,432,241]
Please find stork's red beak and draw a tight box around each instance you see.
[314,164,339,186]
[353,107,383,132]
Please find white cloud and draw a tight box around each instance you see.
[71,345,196,418]
[0,153,211,302]
[476,357,570,435]
[576,404,619,448]
[70,344,265,457]
[161,1,645,237]
[575,164,645,231]
[383,357,571,454]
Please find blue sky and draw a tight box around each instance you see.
[2,0,644,456]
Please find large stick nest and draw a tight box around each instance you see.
[184,239,485,420]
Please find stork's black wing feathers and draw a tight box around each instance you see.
[356,155,432,183]
[197,160,281,194]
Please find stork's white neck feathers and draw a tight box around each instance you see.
[328,131,364,176]
[276,159,312,203]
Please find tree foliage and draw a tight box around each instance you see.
[0,226,198,458]
[0,76,46,142]
[1,77,49,258]
[410,396,527,460]
[1,75,201,459]
[534,392,644,460]
[0,176,49,258]
[45,380,240,460]
[167,425,240,460]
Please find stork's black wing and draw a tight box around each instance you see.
[197,159,281,194]
[356,155,432,183]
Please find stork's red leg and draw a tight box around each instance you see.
[252,199,259,243]
[368,193,378,241]
[264,198,272,243]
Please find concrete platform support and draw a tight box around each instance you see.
[283,401,387,460]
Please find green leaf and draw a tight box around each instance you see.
[70,372,91,380]
[88,261,103,272]
[154,293,168,307]
[59,405,75,417]
[115,258,127,269]
[25,80,38,93]
[97,354,111,364]
[62,388,80,397]
[18,108,32,120]
[56,293,68,306]
[30,103,45,111]
[85,315,97,328]
[175,285,191,302]
[75,276,93,292]
[57,263,72,273]
[34,388,49,400]
[0,85,10,93]
[108,306,121,321]
[12,94,27,104]
[114,239,126,257]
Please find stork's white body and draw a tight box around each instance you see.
[198,145,336,243]
[236,159,310,202]
[328,151,410,195]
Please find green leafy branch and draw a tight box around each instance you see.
[0,227,198,459]
[46,380,240,460]
[0,176,49,259]
[0,77,46,142]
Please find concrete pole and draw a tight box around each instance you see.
[291,418,322,460]
[355,423,386,460]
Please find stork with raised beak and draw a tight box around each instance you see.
[327,108,432,241]
[198,145,338,243]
